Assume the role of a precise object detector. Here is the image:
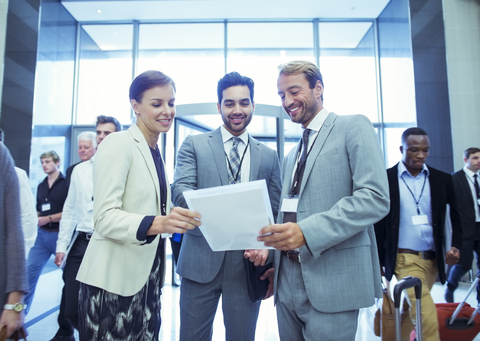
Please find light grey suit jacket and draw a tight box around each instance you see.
[172,127,282,283]
[274,113,389,313]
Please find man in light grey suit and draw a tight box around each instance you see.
[172,71,282,341]
[258,60,390,340]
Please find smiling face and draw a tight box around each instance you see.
[131,84,176,141]
[400,134,430,177]
[78,139,95,161]
[277,72,323,128]
[217,85,254,136]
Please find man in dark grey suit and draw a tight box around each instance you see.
[258,60,390,340]
[172,72,282,341]
[445,147,480,302]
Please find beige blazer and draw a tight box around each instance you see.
[77,124,171,296]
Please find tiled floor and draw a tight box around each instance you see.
[23,253,480,341]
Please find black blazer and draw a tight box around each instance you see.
[374,163,462,283]
[452,169,477,240]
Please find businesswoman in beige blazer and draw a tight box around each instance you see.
[77,70,201,341]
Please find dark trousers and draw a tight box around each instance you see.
[447,223,480,300]
[57,234,90,335]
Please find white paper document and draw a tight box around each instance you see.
[183,179,274,251]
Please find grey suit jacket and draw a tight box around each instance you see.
[0,143,28,308]
[172,127,282,283]
[274,113,389,313]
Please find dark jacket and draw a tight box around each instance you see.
[374,163,462,283]
[452,169,478,240]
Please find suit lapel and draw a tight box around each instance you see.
[248,135,261,181]
[459,170,474,204]
[299,112,337,197]
[129,125,161,211]
[209,128,229,186]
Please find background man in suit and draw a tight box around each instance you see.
[50,116,122,341]
[172,71,282,341]
[445,147,480,303]
[258,60,390,340]
[374,127,462,341]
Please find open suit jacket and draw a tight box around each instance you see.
[172,127,282,283]
[273,113,390,313]
[452,169,477,240]
[77,124,170,296]
[0,143,28,309]
[374,163,462,284]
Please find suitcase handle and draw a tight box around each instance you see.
[394,276,423,341]
[393,276,422,308]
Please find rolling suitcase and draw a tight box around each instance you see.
[394,276,423,341]
[436,277,480,340]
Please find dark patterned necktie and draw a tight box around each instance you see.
[284,129,311,223]
[228,137,241,184]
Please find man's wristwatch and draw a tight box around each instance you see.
[3,302,26,312]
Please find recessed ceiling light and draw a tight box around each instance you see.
[97,9,102,14]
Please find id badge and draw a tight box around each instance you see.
[281,196,299,212]
[412,214,428,225]
[86,200,94,212]
[41,203,51,211]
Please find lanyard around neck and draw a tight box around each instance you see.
[401,172,427,215]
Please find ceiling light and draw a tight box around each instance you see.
[97,9,102,14]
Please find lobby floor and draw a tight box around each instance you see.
[23,252,480,341]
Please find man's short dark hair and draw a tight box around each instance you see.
[96,115,122,132]
[401,127,428,145]
[217,72,254,104]
[464,147,480,160]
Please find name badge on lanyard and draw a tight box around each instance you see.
[412,214,428,225]
[42,203,51,211]
[281,195,299,212]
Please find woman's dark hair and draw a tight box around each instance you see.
[129,70,176,102]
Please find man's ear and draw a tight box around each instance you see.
[399,146,404,154]
[314,80,324,99]
[217,102,221,114]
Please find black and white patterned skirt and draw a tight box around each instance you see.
[78,243,163,341]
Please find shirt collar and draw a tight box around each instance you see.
[303,107,329,133]
[398,161,430,178]
[220,126,249,145]
[463,164,479,178]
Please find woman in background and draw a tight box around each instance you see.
[77,70,201,341]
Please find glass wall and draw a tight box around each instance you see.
[76,24,134,125]
[32,13,418,173]
[319,22,379,123]
[138,23,225,105]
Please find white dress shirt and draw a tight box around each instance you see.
[397,161,434,251]
[56,157,95,253]
[15,167,37,257]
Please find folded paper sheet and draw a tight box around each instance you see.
[183,179,274,251]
